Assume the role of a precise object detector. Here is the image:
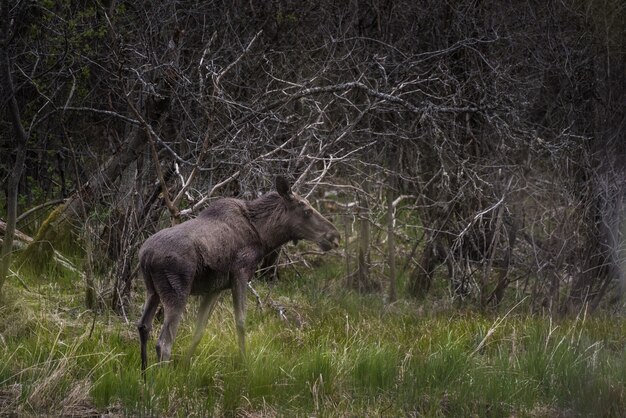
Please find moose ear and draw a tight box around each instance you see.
[275,176,293,200]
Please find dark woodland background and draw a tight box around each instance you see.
[2,0,626,314]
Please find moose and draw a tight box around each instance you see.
[137,176,340,373]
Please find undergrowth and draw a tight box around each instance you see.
[0,261,625,417]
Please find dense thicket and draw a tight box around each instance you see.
[2,0,625,313]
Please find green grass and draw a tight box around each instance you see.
[1,263,625,417]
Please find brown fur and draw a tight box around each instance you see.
[137,177,340,373]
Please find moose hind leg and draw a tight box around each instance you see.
[138,292,160,373]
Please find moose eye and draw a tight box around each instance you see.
[303,208,312,217]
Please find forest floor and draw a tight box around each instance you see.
[0,261,625,417]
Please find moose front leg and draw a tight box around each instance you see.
[185,291,222,362]
[231,249,260,360]
[232,275,249,359]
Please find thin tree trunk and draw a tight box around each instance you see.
[357,184,371,292]
[408,241,436,298]
[1,2,28,295]
[386,143,397,302]
[344,212,352,288]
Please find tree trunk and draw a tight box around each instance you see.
[16,96,165,270]
[408,241,436,298]
[109,160,140,313]
[386,144,397,302]
[567,187,625,313]
[0,3,28,295]
[564,41,626,313]
[355,183,378,292]
[344,211,352,288]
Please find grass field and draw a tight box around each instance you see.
[1,261,625,417]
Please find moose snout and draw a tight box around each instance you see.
[325,231,341,249]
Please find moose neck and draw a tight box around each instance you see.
[245,193,293,252]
